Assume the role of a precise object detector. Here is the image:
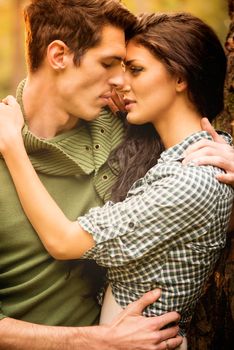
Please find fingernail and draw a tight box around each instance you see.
[188,160,198,166]
[152,288,161,297]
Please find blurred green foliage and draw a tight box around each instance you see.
[0,0,229,98]
[0,0,14,98]
[125,0,228,43]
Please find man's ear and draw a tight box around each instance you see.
[175,77,187,92]
[47,40,71,70]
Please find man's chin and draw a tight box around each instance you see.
[84,110,102,121]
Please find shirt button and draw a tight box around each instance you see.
[110,250,115,258]
[102,175,108,180]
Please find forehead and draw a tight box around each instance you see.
[87,24,126,61]
[125,40,156,64]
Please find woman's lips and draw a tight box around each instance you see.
[124,98,136,111]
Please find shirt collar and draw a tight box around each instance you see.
[158,130,232,164]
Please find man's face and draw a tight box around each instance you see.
[58,25,126,120]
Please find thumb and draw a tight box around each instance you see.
[128,289,161,315]
[201,117,226,144]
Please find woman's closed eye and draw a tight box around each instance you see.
[128,66,144,75]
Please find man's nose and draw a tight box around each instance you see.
[119,82,131,94]
[109,70,126,90]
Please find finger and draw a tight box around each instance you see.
[0,100,10,107]
[184,139,230,159]
[157,336,183,350]
[157,325,180,341]
[216,173,234,186]
[107,97,119,114]
[190,156,234,172]
[111,90,125,111]
[166,336,184,350]
[151,311,180,331]
[127,289,162,314]
[2,95,18,107]
[183,155,229,167]
[183,148,221,164]
[201,118,227,144]
[184,139,218,156]
[0,101,13,108]
[1,97,8,105]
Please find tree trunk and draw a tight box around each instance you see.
[187,1,234,348]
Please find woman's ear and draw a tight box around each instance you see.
[47,40,71,70]
[176,77,187,92]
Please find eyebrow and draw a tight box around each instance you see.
[124,59,136,66]
[103,56,124,61]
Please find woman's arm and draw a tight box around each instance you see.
[0,97,94,259]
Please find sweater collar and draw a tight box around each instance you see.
[16,79,123,177]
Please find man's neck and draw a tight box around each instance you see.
[22,77,79,139]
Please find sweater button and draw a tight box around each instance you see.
[94,144,100,150]
[102,175,108,180]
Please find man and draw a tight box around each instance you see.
[0,1,182,349]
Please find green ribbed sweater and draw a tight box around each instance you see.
[0,80,124,326]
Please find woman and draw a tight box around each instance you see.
[0,13,233,349]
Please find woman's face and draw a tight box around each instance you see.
[123,40,179,127]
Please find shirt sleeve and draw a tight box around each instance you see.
[78,164,229,267]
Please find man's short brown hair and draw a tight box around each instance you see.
[24,0,136,72]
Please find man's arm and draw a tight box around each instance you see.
[183,118,234,185]
[0,291,182,350]
[183,118,234,231]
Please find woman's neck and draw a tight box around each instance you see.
[154,100,202,149]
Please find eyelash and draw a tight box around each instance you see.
[128,66,144,75]
[102,63,113,69]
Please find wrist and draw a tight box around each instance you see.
[1,134,25,159]
[75,325,110,350]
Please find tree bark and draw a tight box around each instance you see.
[187,1,234,348]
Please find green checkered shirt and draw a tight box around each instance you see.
[79,131,234,335]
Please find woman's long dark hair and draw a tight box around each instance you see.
[109,12,227,202]
[109,120,164,202]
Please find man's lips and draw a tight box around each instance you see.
[98,93,112,106]
[100,92,112,99]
